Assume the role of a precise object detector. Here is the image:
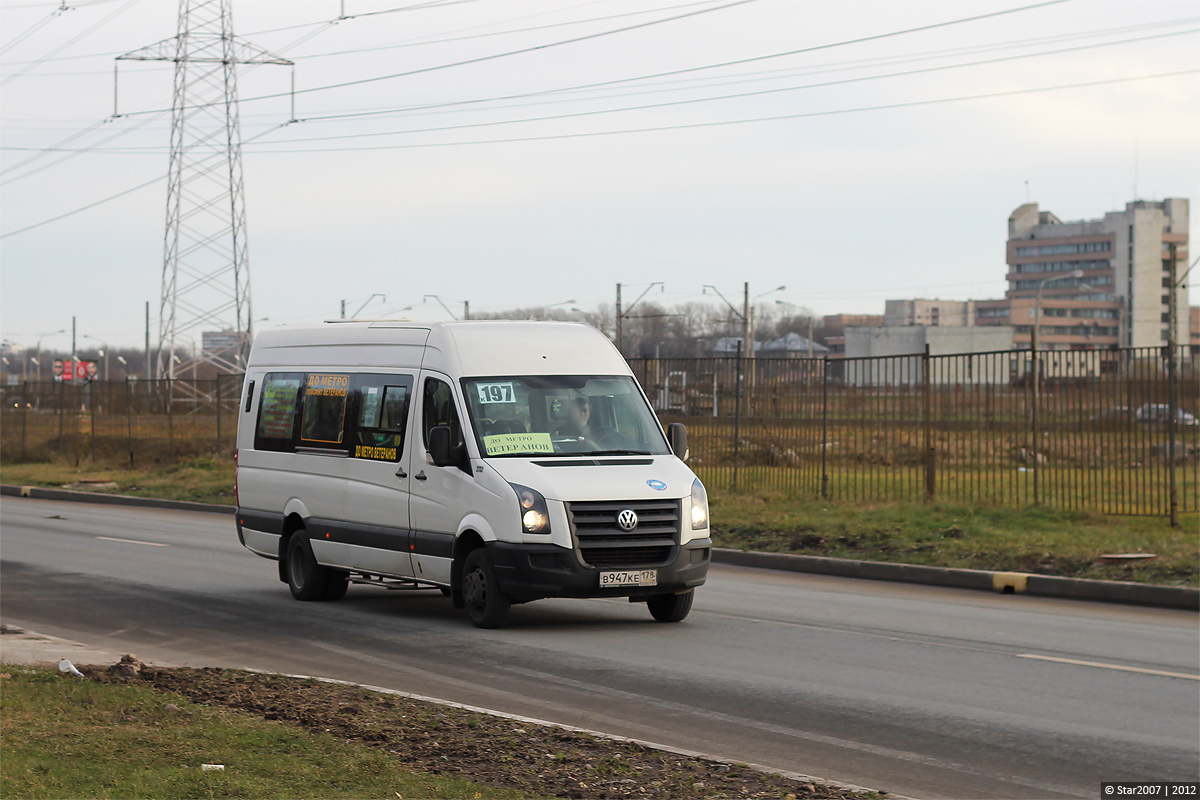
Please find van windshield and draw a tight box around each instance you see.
[462,376,670,457]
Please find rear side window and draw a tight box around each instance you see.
[254,373,302,451]
[301,374,350,446]
[253,371,413,457]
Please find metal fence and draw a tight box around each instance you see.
[632,346,1199,518]
[2,346,1196,518]
[0,375,242,467]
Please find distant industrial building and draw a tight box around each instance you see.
[840,199,1190,359]
[822,313,883,358]
[1003,199,1188,350]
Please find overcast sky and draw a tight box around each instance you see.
[1,0,1197,351]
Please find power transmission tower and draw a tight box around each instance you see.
[118,0,291,378]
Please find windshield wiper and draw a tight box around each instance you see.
[588,449,654,456]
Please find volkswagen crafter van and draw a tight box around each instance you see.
[234,320,710,628]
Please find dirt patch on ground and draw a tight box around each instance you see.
[88,658,882,800]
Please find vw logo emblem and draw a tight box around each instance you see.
[616,509,638,531]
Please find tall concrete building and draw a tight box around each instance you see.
[1006,199,1189,350]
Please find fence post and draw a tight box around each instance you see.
[1030,340,1040,505]
[733,341,743,492]
[821,357,829,499]
[57,377,65,454]
[216,375,223,454]
[924,344,935,500]
[125,378,134,468]
[21,387,28,459]
[1166,242,1179,527]
[167,379,175,463]
[89,383,96,465]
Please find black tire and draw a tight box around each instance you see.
[286,533,327,601]
[321,570,349,601]
[461,548,511,629]
[647,590,694,623]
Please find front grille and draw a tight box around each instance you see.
[567,498,680,569]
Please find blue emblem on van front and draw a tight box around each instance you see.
[647,480,667,491]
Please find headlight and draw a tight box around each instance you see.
[511,483,551,534]
[690,478,709,530]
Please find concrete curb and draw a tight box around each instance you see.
[4,484,1195,611]
[0,484,234,515]
[712,548,1200,611]
[0,625,903,800]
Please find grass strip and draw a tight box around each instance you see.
[710,492,1198,586]
[3,457,1196,586]
[0,665,528,800]
[2,664,875,800]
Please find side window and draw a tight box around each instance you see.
[422,377,461,448]
[254,373,302,452]
[352,374,413,462]
[300,373,350,448]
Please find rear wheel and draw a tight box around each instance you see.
[647,590,693,623]
[286,534,327,601]
[461,548,510,629]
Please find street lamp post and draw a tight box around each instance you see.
[32,329,65,383]
[776,299,816,358]
[749,285,786,357]
[82,334,109,381]
[535,299,576,320]
[616,282,664,354]
[424,295,469,320]
[347,294,386,319]
[1032,268,1084,352]
[1029,268,1083,505]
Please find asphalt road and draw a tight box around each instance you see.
[1,497,1197,799]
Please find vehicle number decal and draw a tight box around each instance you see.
[476,382,516,404]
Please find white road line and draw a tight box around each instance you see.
[1018,653,1199,680]
[95,536,169,547]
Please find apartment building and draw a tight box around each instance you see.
[883,299,976,328]
[1005,199,1189,350]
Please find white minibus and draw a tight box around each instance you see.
[234,320,710,628]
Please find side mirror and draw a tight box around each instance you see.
[667,423,688,461]
[427,425,453,467]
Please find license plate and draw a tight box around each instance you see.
[599,569,657,588]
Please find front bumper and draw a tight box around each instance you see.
[487,538,711,602]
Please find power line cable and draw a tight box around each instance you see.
[290,0,728,60]
[240,69,1199,153]
[0,119,291,238]
[282,24,1198,126]
[262,29,1199,144]
[6,61,1194,157]
[398,0,1076,101]
[1,112,164,184]
[1,0,134,85]
[115,0,761,116]
[0,8,58,55]
[0,172,162,239]
[0,0,487,64]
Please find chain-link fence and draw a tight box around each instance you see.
[632,346,1199,518]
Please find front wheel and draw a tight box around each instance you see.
[461,548,511,629]
[647,590,693,623]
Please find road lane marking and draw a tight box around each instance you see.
[95,536,169,547]
[1018,653,1199,680]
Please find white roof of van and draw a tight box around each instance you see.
[246,320,630,377]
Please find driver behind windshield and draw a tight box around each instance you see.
[555,395,592,439]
